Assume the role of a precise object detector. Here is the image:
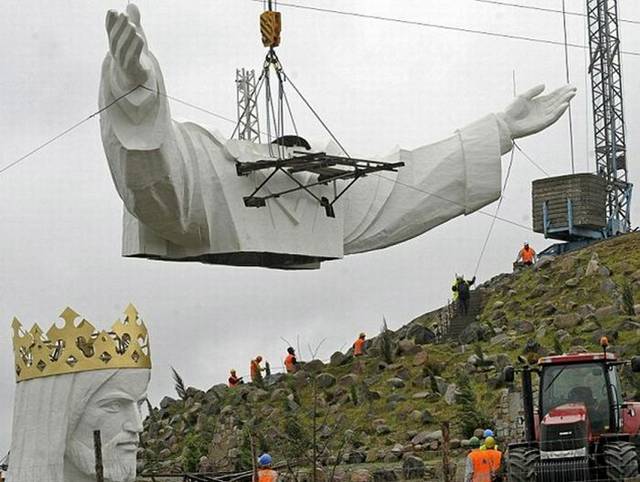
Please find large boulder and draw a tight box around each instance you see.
[407,324,436,345]
[411,430,442,445]
[459,323,489,344]
[330,351,349,366]
[386,377,406,389]
[595,305,619,321]
[554,313,582,329]
[398,338,420,355]
[247,389,269,403]
[516,320,535,334]
[412,351,429,366]
[346,451,367,464]
[372,468,397,482]
[402,456,426,479]
[444,384,459,404]
[304,359,325,372]
[340,374,359,386]
[350,469,371,482]
[316,373,337,389]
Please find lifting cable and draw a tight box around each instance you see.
[582,1,592,173]
[561,0,576,174]
[473,148,516,277]
[514,142,550,177]
[474,0,640,26]
[472,71,519,277]
[246,0,640,57]
[0,84,141,177]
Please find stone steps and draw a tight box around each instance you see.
[446,292,484,341]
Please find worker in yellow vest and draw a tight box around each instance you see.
[483,437,503,481]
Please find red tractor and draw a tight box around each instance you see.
[504,340,640,481]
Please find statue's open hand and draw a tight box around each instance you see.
[499,84,577,139]
[106,4,150,86]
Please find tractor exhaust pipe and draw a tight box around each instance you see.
[521,366,536,443]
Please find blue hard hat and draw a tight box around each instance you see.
[483,429,495,438]
[258,453,273,467]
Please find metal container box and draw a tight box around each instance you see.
[532,173,606,239]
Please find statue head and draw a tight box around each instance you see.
[8,305,151,482]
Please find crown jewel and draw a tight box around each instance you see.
[12,304,151,382]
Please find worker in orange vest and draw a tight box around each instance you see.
[250,355,265,383]
[516,241,536,266]
[284,346,298,373]
[465,436,494,482]
[228,369,243,387]
[255,453,278,482]
[353,332,366,356]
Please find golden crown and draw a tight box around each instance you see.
[12,304,151,383]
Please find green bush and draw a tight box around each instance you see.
[455,373,491,438]
[181,432,209,472]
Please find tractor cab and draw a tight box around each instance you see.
[539,352,624,438]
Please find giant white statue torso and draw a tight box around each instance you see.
[100,4,576,269]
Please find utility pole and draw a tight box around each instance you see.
[93,430,104,482]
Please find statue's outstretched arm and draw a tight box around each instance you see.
[100,5,207,246]
[343,84,576,254]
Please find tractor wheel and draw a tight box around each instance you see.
[507,447,539,482]
[603,441,639,481]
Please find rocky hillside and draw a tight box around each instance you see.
[139,233,640,480]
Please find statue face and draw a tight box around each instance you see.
[65,369,150,482]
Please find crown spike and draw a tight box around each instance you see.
[59,307,80,325]
[124,303,139,323]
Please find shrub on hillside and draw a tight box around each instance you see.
[455,373,491,438]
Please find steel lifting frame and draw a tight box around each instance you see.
[237,152,404,217]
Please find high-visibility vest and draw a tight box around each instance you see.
[250,360,260,380]
[257,468,278,482]
[485,449,502,474]
[480,443,499,451]
[468,450,494,482]
[354,338,365,356]
[520,247,535,263]
[284,354,296,373]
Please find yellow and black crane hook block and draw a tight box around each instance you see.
[260,9,281,48]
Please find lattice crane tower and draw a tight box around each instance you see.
[236,68,261,142]
[587,0,632,235]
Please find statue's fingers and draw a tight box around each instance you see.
[109,13,130,57]
[124,35,145,75]
[548,86,577,110]
[520,84,545,100]
[126,3,142,27]
[117,24,138,66]
[106,10,119,34]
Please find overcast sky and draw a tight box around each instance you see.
[2,0,640,455]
